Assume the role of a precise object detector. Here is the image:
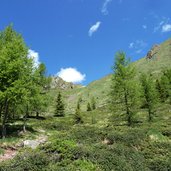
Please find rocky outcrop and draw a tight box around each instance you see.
[51,76,81,90]
[146,44,160,59]
[23,135,47,149]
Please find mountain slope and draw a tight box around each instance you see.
[50,38,171,114]
[134,38,171,75]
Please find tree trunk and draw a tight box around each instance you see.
[124,89,131,126]
[23,115,26,133]
[36,111,39,118]
[148,106,152,122]
[23,104,29,132]
[2,98,9,139]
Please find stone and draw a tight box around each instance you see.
[146,44,160,59]
[23,140,40,149]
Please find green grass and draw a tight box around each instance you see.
[1,113,171,170]
[0,148,4,155]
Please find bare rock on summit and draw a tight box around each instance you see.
[146,44,160,59]
[51,76,81,90]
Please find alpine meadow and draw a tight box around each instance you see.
[0,1,171,171]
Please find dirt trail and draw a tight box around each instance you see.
[0,132,48,162]
[0,148,17,162]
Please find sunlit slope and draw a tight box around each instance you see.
[133,38,171,75]
[51,38,171,114]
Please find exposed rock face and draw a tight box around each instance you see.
[146,44,160,59]
[51,76,81,90]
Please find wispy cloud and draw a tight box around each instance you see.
[129,42,134,49]
[101,0,112,15]
[129,40,147,54]
[57,67,86,84]
[88,21,101,37]
[153,17,171,33]
[162,24,171,32]
[28,49,40,68]
[142,25,147,29]
[154,21,165,32]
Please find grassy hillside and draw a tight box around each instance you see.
[50,38,171,114]
[134,38,171,75]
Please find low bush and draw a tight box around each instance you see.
[0,149,50,171]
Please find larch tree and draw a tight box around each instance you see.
[0,25,30,138]
[156,74,170,102]
[140,74,158,122]
[91,97,96,110]
[111,51,140,126]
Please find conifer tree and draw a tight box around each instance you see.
[163,69,171,105]
[87,102,92,111]
[140,74,157,122]
[55,92,65,117]
[111,51,139,126]
[91,97,96,110]
[0,25,31,138]
[156,74,169,102]
[74,100,83,124]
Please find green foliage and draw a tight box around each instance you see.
[0,25,30,138]
[156,74,170,102]
[91,97,96,110]
[55,92,65,117]
[74,100,83,124]
[0,149,50,171]
[0,147,4,155]
[140,74,158,121]
[0,25,50,138]
[111,51,140,126]
[86,102,92,111]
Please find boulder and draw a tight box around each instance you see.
[23,140,40,149]
[23,135,47,149]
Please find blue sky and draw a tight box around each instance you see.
[0,0,171,84]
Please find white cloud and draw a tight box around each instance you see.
[153,17,171,33]
[101,0,112,15]
[28,49,40,68]
[57,67,86,84]
[142,25,147,29]
[129,40,147,54]
[88,21,101,37]
[154,21,165,32]
[162,24,171,32]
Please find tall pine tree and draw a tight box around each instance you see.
[55,92,65,117]
[74,100,83,124]
[87,102,92,111]
[111,51,139,126]
[91,97,96,110]
[140,74,157,122]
